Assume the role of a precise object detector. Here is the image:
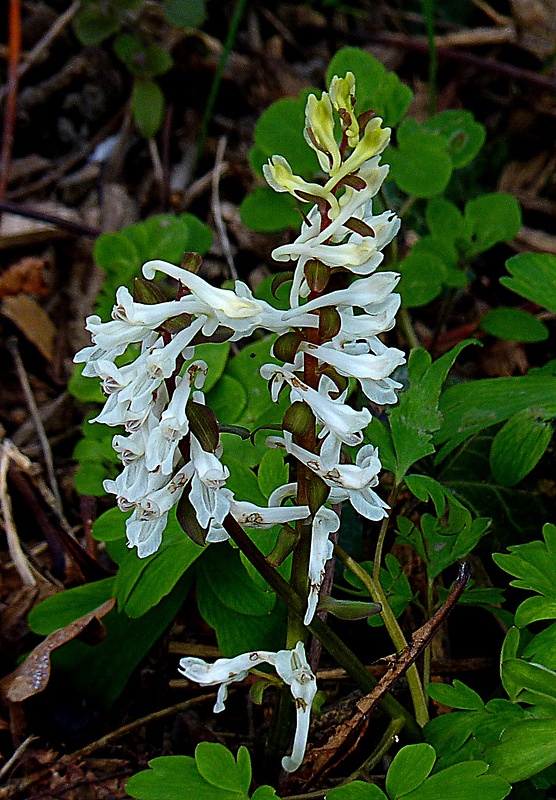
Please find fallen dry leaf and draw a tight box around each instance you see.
[0,257,50,297]
[3,598,115,703]
[1,293,56,361]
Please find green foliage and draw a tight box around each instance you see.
[436,362,556,450]
[399,476,490,578]
[399,194,521,307]
[195,543,285,656]
[386,342,474,482]
[494,523,556,626]
[327,743,510,800]
[479,308,548,343]
[240,187,303,232]
[126,743,278,800]
[386,119,453,198]
[489,410,553,487]
[501,253,556,313]
[343,554,413,627]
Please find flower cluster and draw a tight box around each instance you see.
[75,72,404,772]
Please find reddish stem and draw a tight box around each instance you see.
[0,0,22,208]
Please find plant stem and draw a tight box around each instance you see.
[335,544,429,727]
[422,575,435,691]
[192,0,248,177]
[222,514,421,739]
[346,716,406,782]
[398,307,420,350]
[422,0,437,115]
[373,485,400,583]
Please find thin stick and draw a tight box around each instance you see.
[0,735,37,781]
[0,441,36,586]
[0,0,80,104]
[347,717,406,781]
[0,0,22,206]
[211,135,238,280]
[0,198,101,237]
[8,337,62,513]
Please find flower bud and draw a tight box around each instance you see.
[282,401,315,438]
[187,401,219,453]
[176,490,208,546]
[304,259,330,293]
[181,252,202,273]
[306,471,330,516]
[133,278,166,305]
[273,331,303,363]
[317,307,341,341]
[318,597,382,620]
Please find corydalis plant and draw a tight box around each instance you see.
[74,72,404,772]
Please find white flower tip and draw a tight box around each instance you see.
[281,754,301,773]
[142,260,158,280]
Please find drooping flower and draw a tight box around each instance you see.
[178,641,316,772]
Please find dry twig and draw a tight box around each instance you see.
[0,440,36,586]
[211,136,238,281]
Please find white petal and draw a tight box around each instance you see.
[304,507,340,625]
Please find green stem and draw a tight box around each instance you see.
[398,307,420,350]
[346,717,406,782]
[222,514,421,740]
[373,485,400,583]
[192,0,249,176]
[422,576,434,691]
[422,0,437,115]
[336,544,429,728]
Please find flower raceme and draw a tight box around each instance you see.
[74,72,404,771]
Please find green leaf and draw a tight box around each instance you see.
[402,760,510,800]
[68,363,106,403]
[426,680,484,711]
[435,366,556,457]
[92,506,129,541]
[501,252,556,313]
[240,187,303,233]
[28,578,115,635]
[74,461,109,496]
[132,79,164,138]
[502,658,556,705]
[486,719,556,783]
[126,754,242,800]
[479,308,548,343]
[489,409,553,487]
[426,197,470,244]
[386,743,436,798]
[163,0,207,28]
[327,782,386,799]
[195,743,251,794]
[326,47,413,126]
[258,449,288,500]
[73,7,120,46]
[196,543,275,617]
[398,248,447,307]
[254,95,320,176]
[114,511,204,616]
[389,342,474,481]
[464,193,521,256]
[205,374,247,424]
[196,567,285,657]
[52,574,191,709]
[494,524,556,626]
[422,110,486,168]
[386,120,452,198]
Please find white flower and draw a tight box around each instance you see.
[299,340,405,405]
[178,641,316,773]
[142,260,317,339]
[260,363,371,446]
[304,506,339,625]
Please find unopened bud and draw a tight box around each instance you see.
[306,471,330,516]
[273,331,303,363]
[283,401,315,438]
[187,401,219,453]
[317,307,342,341]
[133,278,165,305]
[181,252,202,273]
[176,490,208,546]
[304,259,330,293]
[319,597,382,620]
